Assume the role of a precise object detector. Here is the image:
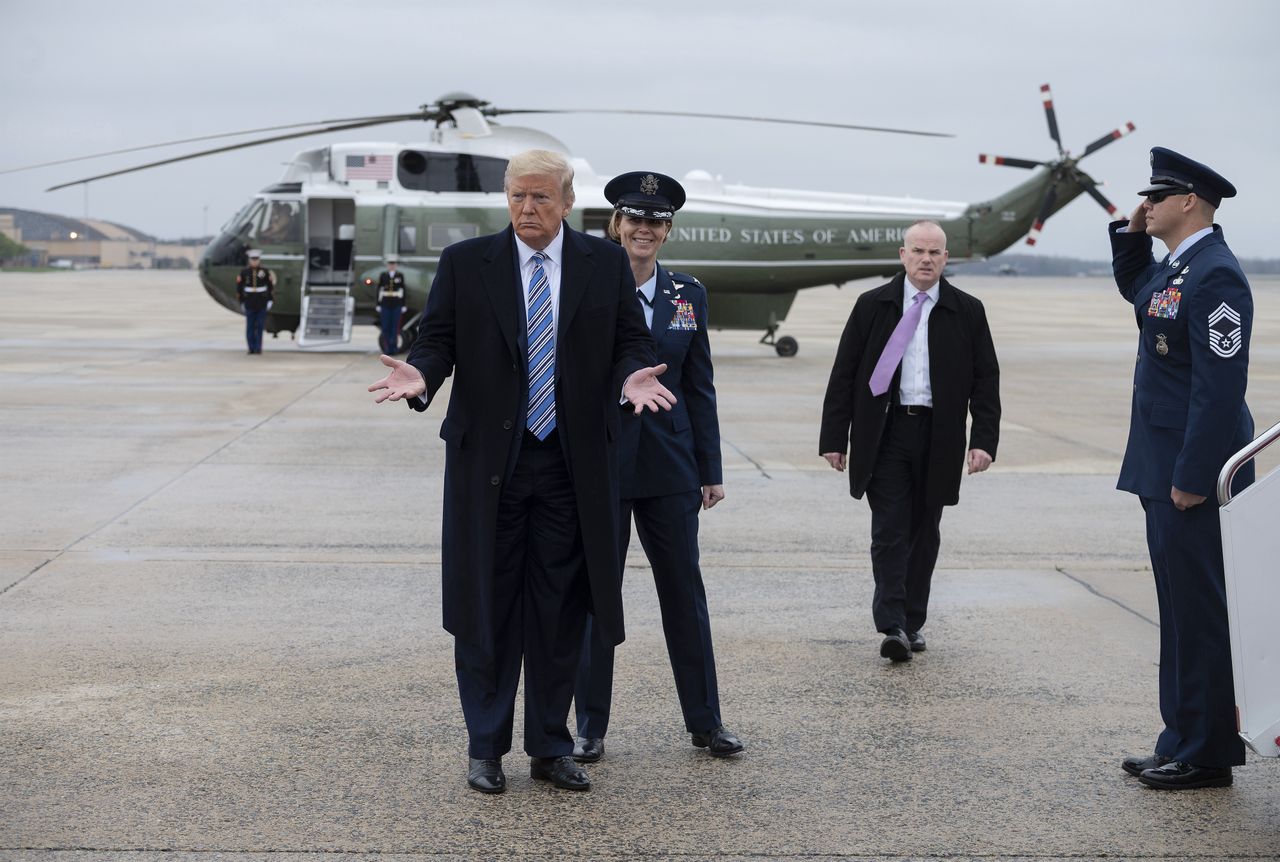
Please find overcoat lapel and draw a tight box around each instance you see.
[557,223,593,346]
[480,227,520,364]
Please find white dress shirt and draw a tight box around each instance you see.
[514,227,565,333]
[1166,226,1214,264]
[898,280,940,407]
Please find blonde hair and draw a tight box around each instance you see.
[504,149,575,204]
[606,210,673,242]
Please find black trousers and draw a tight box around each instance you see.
[574,489,722,738]
[1142,496,1245,767]
[453,433,589,759]
[865,410,944,634]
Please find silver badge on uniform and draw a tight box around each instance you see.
[1156,333,1169,356]
[640,174,659,195]
[1208,302,1243,358]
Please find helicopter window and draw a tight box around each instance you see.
[259,201,303,244]
[428,224,480,250]
[397,151,507,193]
[398,221,417,254]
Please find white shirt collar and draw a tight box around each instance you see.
[637,268,658,304]
[903,278,940,306]
[1167,226,1214,264]
[514,224,565,270]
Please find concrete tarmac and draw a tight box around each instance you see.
[2,269,1278,861]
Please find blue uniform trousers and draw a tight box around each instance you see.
[244,308,266,353]
[575,489,722,738]
[379,306,403,354]
[454,434,590,759]
[1141,496,1245,767]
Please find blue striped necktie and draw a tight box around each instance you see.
[526,251,556,440]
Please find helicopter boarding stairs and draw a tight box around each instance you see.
[298,209,356,348]
[1218,418,1280,758]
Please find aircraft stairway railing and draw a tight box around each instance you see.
[298,284,354,348]
[1217,418,1280,758]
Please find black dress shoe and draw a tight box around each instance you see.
[1122,753,1172,777]
[466,757,506,794]
[907,630,926,652]
[573,736,604,763]
[530,755,591,790]
[691,725,745,757]
[1138,761,1233,789]
[880,628,912,662]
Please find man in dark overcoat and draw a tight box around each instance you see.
[368,149,672,794]
[1110,147,1252,790]
[820,219,1000,662]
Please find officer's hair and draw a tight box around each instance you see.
[606,211,673,243]
[903,219,948,249]
[505,150,575,205]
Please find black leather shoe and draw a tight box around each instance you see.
[691,725,745,757]
[530,755,591,790]
[1138,761,1233,789]
[907,630,926,652]
[1122,753,1172,777]
[573,736,604,763]
[466,757,506,794]
[880,628,912,662]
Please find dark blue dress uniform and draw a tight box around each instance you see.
[375,262,407,354]
[236,252,274,354]
[1109,147,1253,771]
[574,171,734,749]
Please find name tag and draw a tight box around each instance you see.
[1147,287,1181,319]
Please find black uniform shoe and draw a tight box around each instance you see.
[530,755,591,790]
[691,725,745,757]
[907,630,927,652]
[573,737,604,763]
[880,628,912,662]
[466,757,506,794]
[1122,753,1172,777]
[1138,761,1233,790]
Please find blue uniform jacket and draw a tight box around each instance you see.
[1109,221,1254,499]
[619,267,722,499]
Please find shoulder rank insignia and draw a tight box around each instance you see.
[668,298,697,331]
[1207,302,1242,358]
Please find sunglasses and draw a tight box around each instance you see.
[1145,190,1187,204]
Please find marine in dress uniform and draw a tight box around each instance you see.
[573,171,743,763]
[375,256,408,354]
[1110,147,1253,790]
[236,250,274,354]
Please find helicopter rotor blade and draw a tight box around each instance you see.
[978,154,1046,169]
[1040,83,1064,157]
[488,107,953,138]
[1072,169,1121,217]
[1,113,425,177]
[44,114,428,192]
[1025,181,1059,246]
[1080,121,1137,158]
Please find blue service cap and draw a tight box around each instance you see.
[604,171,685,219]
[1139,147,1236,207]
[247,249,262,258]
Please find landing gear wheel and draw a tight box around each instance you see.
[774,335,798,357]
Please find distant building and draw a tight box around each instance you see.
[0,208,207,269]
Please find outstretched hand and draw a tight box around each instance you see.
[368,354,426,404]
[623,364,676,414]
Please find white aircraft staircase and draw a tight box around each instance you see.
[1218,418,1280,758]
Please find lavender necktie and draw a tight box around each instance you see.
[868,292,928,397]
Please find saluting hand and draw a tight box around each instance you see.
[702,484,725,510]
[368,354,426,403]
[1127,202,1147,234]
[967,449,993,474]
[623,364,676,414]
[822,453,847,472]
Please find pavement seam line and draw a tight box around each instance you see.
[722,437,772,479]
[1055,565,1159,628]
[0,355,364,602]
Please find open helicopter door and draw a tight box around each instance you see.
[1217,418,1280,758]
[299,198,356,347]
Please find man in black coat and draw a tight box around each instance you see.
[368,149,673,794]
[820,219,1000,662]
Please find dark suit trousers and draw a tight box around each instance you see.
[575,490,722,738]
[454,433,590,759]
[1141,496,1245,767]
[865,411,943,634]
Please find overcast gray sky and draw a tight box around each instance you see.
[3,0,1277,259]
